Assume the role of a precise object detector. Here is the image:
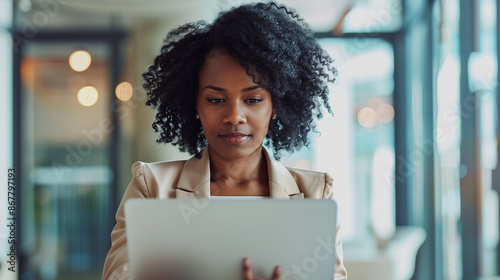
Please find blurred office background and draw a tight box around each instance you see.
[0,0,499,279]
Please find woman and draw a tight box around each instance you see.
[103,2,347,279]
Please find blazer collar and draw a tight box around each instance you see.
[264,148,303,199]
[175,148,211,198]
[175,147,303,199]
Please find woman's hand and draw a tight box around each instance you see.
[242,257,281,280]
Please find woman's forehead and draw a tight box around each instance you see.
[199,53,253,85]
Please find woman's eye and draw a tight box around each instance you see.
[207,98,224,104]
[246,99,263,104]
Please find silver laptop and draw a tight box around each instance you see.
[125,198,337,280]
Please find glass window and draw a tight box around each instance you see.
[20,42,112,279]
[435,1,462,278]
[476,0,499,276]
[342,0,403,33]
[280,38,395,245]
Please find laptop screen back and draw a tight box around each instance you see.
[125,199,337,280]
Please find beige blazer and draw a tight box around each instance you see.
[103,148,347,280]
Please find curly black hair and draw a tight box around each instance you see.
[142,1,337,159]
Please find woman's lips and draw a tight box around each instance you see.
[220,133,250,144]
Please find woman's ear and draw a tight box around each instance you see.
[271,109,277,120]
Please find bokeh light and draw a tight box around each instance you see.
[77,86,99,107]
[357,107,378,128]
[376,103,395,123]
[69,50,92,72]
[115,82,133,101]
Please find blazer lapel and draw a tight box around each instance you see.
[175,148,211,199]
[174,147,304,199]
[264,149,304,199]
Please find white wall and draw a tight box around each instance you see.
[0,2,15,279]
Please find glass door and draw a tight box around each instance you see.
[435,0,462,278]
[19,41,113,280]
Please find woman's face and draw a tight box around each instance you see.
[196,51,273,161]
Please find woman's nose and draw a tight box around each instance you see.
[222,102,246,125]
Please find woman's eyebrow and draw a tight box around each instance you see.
[203,85,225,92]
[202,85,261,92]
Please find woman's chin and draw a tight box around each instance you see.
[208,144,263,161]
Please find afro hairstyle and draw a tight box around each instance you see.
[142,1,337,159]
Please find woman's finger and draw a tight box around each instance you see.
[242,257,281,280]
[242,257,253,280]
[271,265,281,280]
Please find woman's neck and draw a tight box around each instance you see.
[208,146,269,195]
